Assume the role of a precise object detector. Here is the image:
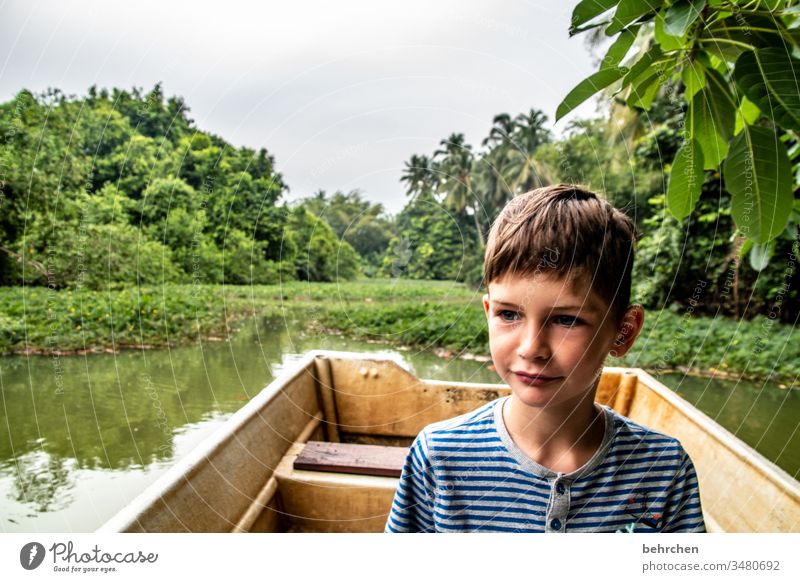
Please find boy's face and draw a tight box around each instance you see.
[483,272,638,412]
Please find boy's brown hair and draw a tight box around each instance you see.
[483,184,637,325]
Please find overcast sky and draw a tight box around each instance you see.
[1,0,604,214]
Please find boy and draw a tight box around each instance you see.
[385,184,705,533]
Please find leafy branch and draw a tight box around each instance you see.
[559,0,800,267]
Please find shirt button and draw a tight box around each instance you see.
[551,518,561,530]
[556,483,565,494]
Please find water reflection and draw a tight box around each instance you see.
[10,451,77,512]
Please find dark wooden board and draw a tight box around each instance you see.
[293,441,409,478]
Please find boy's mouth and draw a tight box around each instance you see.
[511,371,562,386]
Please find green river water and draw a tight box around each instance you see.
[1,316,797,532]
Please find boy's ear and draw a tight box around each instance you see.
[610,305,644,358]
[482,293,490,319]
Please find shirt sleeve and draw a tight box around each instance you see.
[661,447,706,533]
[384,430,437,533]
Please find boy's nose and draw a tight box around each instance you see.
[517,326,551,361]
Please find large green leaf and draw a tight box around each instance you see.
[602,25,639,68]
[733,48,800,131]
[681,60,705,100]
[663,0,706,37]
[607,0,659,36]
[689,88,729,170]
[685,68,736,169]
[570,0,620,34]
[628,69,663,109]
[667,139,705,220]
[621,44,667,88]
[703,69,736,142]
[655,10,685,52]
[556,67,627,121]
[621,45,670,107]
[723,125,793,243]
[734,96,761,135]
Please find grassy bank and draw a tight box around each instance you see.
[0,280,473,353]
[0,285,230,353]
[1,280,797,384]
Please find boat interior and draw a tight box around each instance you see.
[103,351,800,533]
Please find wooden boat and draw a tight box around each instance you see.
[100,350,800,533]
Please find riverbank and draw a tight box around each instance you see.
[1,281,797,384]
[0,280,473,354]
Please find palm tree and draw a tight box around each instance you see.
[434,133,486,246]
[478,113,516,220]
[475,148,513,228]
[434,134,472,213]
[503,108,553,193]
[482,113,515,149]
[400,154,437,203]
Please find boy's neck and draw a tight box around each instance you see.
[501,394,606,475]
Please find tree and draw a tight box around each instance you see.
[475,114,516,226]
[287,207,360,282]
[472,110,553,236]
[434,133,487,246]
[380,190,480,281]
[219,228,281,285]
[0,85,290,288]
[300,190,392,272]
[400,154,438,202]
[137,177,198,226]
[434,134,472,212]
[482,113,515,148]
[474,146,513,234]
[502,109,553,193]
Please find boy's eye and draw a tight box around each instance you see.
[498,310,520,322]
[554,315,583,327]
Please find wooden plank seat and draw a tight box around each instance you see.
[293,441,409,478]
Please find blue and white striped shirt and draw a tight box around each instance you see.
[385,397,705,533]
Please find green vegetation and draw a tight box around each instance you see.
[3,75,795,320]
[301,190,393,276]
[0,285,229,352]
[621,307,800,384]
[379,190,482,282]
[0,85,360,288]
[560,0,800,254]
[0,280,473,353]
[2,281,796,383]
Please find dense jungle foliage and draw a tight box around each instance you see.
[0,85,360,288]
